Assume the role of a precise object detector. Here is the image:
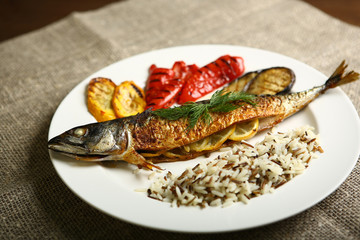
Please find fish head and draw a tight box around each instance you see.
[48,121,128,160]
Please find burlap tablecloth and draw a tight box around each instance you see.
[1,0,359,238]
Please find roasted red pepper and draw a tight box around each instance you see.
[177,55,245,104]
[145,61,198,110]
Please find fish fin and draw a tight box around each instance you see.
[76,149,162,170]
[119,147,162,170]
[325,60,360,90]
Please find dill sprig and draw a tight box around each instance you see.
[152,90,257,131]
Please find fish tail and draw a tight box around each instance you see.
[324,60,360,92]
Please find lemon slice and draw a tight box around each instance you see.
[184,137,210,152]
[163,148,188,160]
[140,151,163,158]
[152,120,258,160]
[228,119,259,141]
[186,125,236,152]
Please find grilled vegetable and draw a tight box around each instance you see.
[49,61,359,168]
[87,77,117,122]
[222,71,259,94]
[177,55,245,104]
[145,61,198,110]
[112,81,146,118]
[244,67,295,95]
[223,67,295,95]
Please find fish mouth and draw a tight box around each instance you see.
[48,136,117,162]
[48,145,111,162]
[48,136,84,153]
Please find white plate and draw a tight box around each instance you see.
[48,45,360,233]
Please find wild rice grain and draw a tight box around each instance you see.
[146,125,323,208]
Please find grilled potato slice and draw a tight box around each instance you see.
[244,67,295,95]
[87,77,117,122]
[112,81,146,118]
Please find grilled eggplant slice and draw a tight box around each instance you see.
[244,67,295,95]
[222,71,259,94]
[222,67,295,95]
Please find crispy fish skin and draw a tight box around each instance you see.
[131,98,273,151]
[48,61,359,168]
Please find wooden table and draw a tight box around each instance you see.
[1,0,359,42]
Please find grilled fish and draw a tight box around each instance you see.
[48,61,359,169]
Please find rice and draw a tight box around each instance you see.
[146,125,323,208]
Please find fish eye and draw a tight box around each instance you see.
[74,128,87,137]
